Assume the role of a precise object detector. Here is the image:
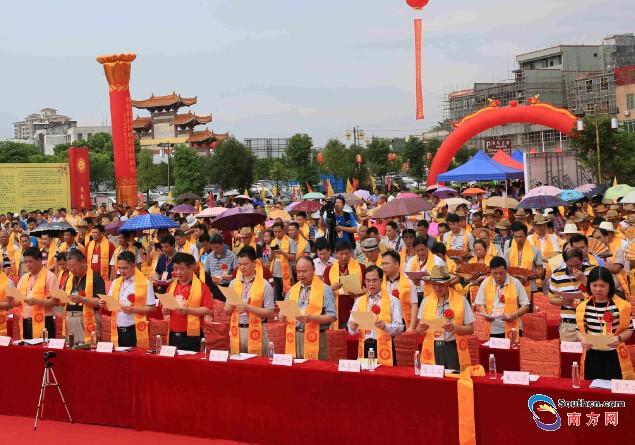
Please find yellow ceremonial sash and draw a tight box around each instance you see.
[65,270,98,343]
[483,276,519,338]
[328,259,362,329]
[406,252,436,296]
[399,248,415,271]
[230,275,265,355]
[285,276,325,359]
[420,288,471,370]
[445,231,469,253]
[301,224,310,240]
[12,247,23,277]
[19,268,48,339]
[295,236,308,260]
[45,243,57,270]
[7,232,16,260]
[608,238,630,297]
[576,297,635,380]
[168,275,203,337]
[468,255,493,302]
[181,240,194,255]
[384,273,413,326]
[508,240,534,295]
[271,236,291,293]
[0,273,8,336]
[87,237,110,279]
[109,271,150,348]
[356,290,393,366]
[528,234,556,288]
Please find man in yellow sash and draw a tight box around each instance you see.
[18,247,60,339]
[288,222,311,262]
[65,249,105,343]
[381,250,418,332]
[382,221,402,251]
[283,256,336,360]
[12,234,32,278]
[323,240,365,328]
[59,228,85,256]
[417,265,474,371]
[443,213,474,254]
[75,219,91,249]
[175,229,199,259]
[504,222,544,297]
[474,256,530,338]
[225,247,275,355]
[295,211,313,241]
[232,227,259,255]
[102,251,156,347]
[347,265,404,365]
[361,238,382,268]
[109,232,141,280]
[40,233,57,271]
[527,214,561,261]
[0,267,16,336]
[271,222,295,300]
[0,230,13,275]
[596,221,630,298]
[86,224,114,279]
[313,238,334,280]
[406,236,446,306]
[163,253,213,351]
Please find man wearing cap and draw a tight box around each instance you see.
[605,209,626,240]
[75,219,91,248]
[417,265,474,371]
[493,219,512,251]
[456,209,472,234]
[443,213,474,254]
[514,209,533,233]
[483,210,497,233]
[233,227,260,256]
[527,214,561,265]
[575,212,594,237]
[474,256,531,338]
[595,221,630,298]
[361,238,382,267]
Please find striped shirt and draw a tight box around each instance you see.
[548,263,594,322]
[229,274,275,325]
[284,282,337,330]
[205,249,238,285]
[577,299,634,349]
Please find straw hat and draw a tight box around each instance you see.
[495,220,511,230]
[515,209,529,217]
[533,214,548,225]
[562,223,579,234]
[599,221,615,232]
[422,265,455,283]
[361,238,379,252]
[239,227,253,236]
[76,219,89,228]
[606,209,620,221]
[594,204,608,213]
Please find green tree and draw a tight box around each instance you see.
[136,149,161,201]
[0,141,45,163]
[269,158,290,191]
[172,144,206,197]
[89,151,115,190]
[285,133,319,190]
[401,137,427,184]
[450,146,478,169]
[570,117,635,183]
[208,137,255,192]
[253,158,273,180]
[365,137,391,178]
[321,139,356,180]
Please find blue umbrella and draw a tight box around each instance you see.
[120,214,180,231]
[518,195,568,209]
[559,189,584,202]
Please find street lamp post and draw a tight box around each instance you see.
[575,108,618,184]
[158,142,174,199]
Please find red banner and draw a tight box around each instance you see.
[97,54,138,207]
[68,147,91,210]
[414,18,424,120]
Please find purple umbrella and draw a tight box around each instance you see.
[431,186,457,199]
[169,204,199,215]
[210,207,266,231]
[518,195,568,209]
[105,221,125,236]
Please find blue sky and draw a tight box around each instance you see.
[0,0,630,145]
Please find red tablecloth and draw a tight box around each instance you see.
[478,344,582,378]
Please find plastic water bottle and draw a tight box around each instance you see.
[90,331,97,351]
[268,341,275,363]
[155,334,162,352]
[571,361,581,388]
[42,328,49,345]
[510,328,519,349]
[68,333,75,349]
[488,353,497,379]
[414,351,421,376]
[534,305,540,313]
[200,338,207,360]
[368,348,376,372]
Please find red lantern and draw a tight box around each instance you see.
[406,0,429,9]
[316,152,324,165]
[388,152,397,162]
[355,153,363,165]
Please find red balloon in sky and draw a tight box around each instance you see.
[406,0,430,9]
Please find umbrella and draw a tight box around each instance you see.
[210,208,266,231]
[337,193,362,206]
[518,195,568,209]
[353,190,371,201]
[120,214,180,231]
[575,183,597,193]
[287,201,322,213]
[484,196,519,209]
[105,221,125,236]
[620,190,635,204]
[524,185,562,198]
[603,184,634,203]
[234,195,251,201]
[461,187,486,197]
[267,209,292,221]
[30,221,75,238]
[371,197,433,219]
[302,192,325,200]
[558,189,585,202]
[583,184,607,198]
[195,207,228,218]
[426,184,442,192]
[440,197,471,209]
[169,204,199,215]
[176,192,201,202]
[431,187,457,199]
[223,190,240,197]
[396,192,420,199]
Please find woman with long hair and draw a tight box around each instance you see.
[576,266,634,380]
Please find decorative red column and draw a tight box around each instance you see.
[96,53,138,206]
[68,147,91,210]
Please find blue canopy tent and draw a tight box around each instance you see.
[437,150,524,182]
[511,149,524,164]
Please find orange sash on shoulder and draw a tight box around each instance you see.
[19,268,48,339]
[65,270,98,342]
[483,276,519,338]
[230,274,265,355]
[328,259,362,329]
[285,276,325,359]
[168,275,203,337]
[271,236,291,293]
[109,271,150,348]
[356,289,393,366]
[0,273,8,336]
[87,238,110,279]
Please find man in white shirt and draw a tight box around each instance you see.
[313,238,334,279]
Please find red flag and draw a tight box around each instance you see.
[352,178,359,191]
[68,147,91,210]
[386,175,392,192]
[414,18,424,120]
[306,182,313,193]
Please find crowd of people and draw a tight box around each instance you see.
[0,188,633,381]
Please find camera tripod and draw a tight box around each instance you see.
[34,355,73,430]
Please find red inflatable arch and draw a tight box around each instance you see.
[427,102,576,185]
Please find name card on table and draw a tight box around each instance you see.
[503,371,530,386]
[272,354,294,366]
[159,345,177,357]
[560,341,583,353]
[96,342,113,353]
[488,337,511,350]
[420,364,445,379]
[209,350,229,362]
[338,359,361,373]
[0,336,11,346]
[611,379,635,395]
[47,338,66,350]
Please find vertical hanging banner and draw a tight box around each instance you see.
[68,147,91,210]
[96,53,138,207]
[414,18,424,120]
